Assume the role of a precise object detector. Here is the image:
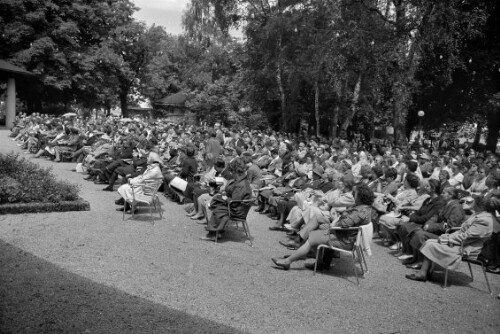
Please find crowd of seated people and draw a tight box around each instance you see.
[9,112,500,290]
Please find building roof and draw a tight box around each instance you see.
[154,92,187,106]
[0,60,33,77]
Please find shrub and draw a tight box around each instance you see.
[0,153,80,204]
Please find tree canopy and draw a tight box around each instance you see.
[1,0,499,145]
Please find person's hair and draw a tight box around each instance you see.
[384,168,397,181]
[340,175,355,190]
[360,165,372,178]
[406,160,418,173]
[405,173,420,189]
[355,184,375,205]
[372,165,384,178]
[214,158,226,169]
[229,157,247,175]
[186,147,195,157]
[443,186,459,199]
[428,178,441,195]
[439,169,450,179]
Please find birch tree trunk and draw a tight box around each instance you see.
[314,78,320,137]
[341,73,362,131]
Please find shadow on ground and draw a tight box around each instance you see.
[0,240,247,334]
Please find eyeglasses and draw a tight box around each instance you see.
[459,199,474,205]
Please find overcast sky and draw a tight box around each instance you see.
[132,0,190,35]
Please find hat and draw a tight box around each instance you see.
[420,153,431,160]
[342,159,353,168]
[313,165,325,177]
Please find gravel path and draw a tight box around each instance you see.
[1,130,499,334]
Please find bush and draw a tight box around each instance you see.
[0,153,80,204]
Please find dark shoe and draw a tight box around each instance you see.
[271,258,290,270]
[84,175,94,181]
[126,209,139,215]
[94,180,107,185]
[286,230,297,236]
[405,273,427,282]
[200,232,217,242]
[406,263,422,270]
[486,266,500,274]
[279,240,300,250]
[269,225,284,231]
[402,257,416,266]
[116,207,125,212]
[115,198,125,205]
[254,207,264,212]
[103,186,114,191]
[304,262,330,271]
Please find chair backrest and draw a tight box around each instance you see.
[141,178,164,197]
[228,198,254,220]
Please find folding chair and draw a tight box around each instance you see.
[123,178,164,224]
[314,226,369,286]
[214,198,255,246]
[438,240,492,294]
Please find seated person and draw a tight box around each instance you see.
[396,179,446,260]
[378,173,420,249]
[401,187,466,269]
[114,152,163,213]
[102,148,149,191]
[280,175,355,249]
[406,194,496,282]
[200,157,252,241]
[188,158,233,220]
[271,184,374,271]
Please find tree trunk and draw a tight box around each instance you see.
[331,104,339,138]
[472,122,483,148]
[277,35,286,132]
[119,91,129,118]
[392,80,408,146]
[486,108,500,151]
[314,79,320,137]
[340,73,362,131]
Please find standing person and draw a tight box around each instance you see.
[205,130,222,170]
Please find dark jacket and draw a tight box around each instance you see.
[179,156,198,183]
[425,199,465,233]
[409,196,447,225]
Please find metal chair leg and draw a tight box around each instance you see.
[352,256,360,286]
[480,263,492,295]
[314,247,323,275]
[443,268,449,289]
[467,262,474,281]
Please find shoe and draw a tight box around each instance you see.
[270,216,280,220]
[405,273,427,282]
[115,198,125,205]
[406,263,422,270]
[84,176,94,181]
[398,254,414,261]
[389,242,401,250]
[200,233,216,241]
[271,258,290,270]
[393,251,403,258]
[486,266,500,274]
[283,224,298,232]
[254,207,264,212]
[190,215,203,220]
[102,186,114,191]
[286,230,297,236]
[94,180,107,185]
[116,207,125,212]
[279,240,300,250]
[126,209,139,215]
[268,225,284,231]
[304,262,330,271]
[402,257,416,265]
[195,219,207,225]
